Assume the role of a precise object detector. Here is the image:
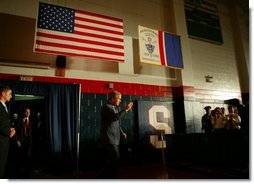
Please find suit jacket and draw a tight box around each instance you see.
[0,102,11,178]
[100,103,126,145]
[16,117,33,147]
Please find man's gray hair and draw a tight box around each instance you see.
[108,91,121,101]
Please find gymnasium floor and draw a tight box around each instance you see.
[28,159,249,179]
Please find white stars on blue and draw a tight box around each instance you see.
[37,3,75,33]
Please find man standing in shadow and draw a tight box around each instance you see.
[201,106,213,133]
[16,107,33,178]
[0,86,16,178]
[98,91,133,179]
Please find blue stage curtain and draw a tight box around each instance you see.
[48,83,79,171]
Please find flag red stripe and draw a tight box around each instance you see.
[75,16,123,29]
[75,9,123,22]
[37,32,124,49]
[36,40,124,56]
[75,23,123,35]
[158,31,166,66]
[34,48,124,62]
[74,30,123,42]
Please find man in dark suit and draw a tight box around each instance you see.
[98,91,133,178]
[0,86,16,178]
[201,106,213,133]
[16,107,34,178]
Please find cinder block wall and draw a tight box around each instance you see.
[0,0,248,133]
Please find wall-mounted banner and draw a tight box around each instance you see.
[138,25,183,69]
[34,2,124,62]
[137,101,175,149]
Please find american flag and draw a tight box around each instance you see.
[34,2,124,62]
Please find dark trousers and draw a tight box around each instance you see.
[17,143,32,179]
[0,137,9,178]
[97,144,120,179]
[6,142,19,179]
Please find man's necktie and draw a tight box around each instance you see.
[115,106,119,113]
[3,104,8,113]
[24,118,29,137]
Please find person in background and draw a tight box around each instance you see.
[16,107,33,178]
[212,107,226,133]
[201,106,213,133]
[0,86,16,178]
[34,112,46,146]
[11,113,19,128]
[33,112,46,171]
[221,107,226,116]
[98,91,133,179]
[7,113,20,178]
[225,106,241,131]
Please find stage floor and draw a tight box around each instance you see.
[22,159,249,179]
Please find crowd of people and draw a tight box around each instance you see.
[0,86,46,178]
[201,105,243,134]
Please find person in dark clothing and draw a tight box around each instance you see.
[201,106,213,133]
[16,107,34,178]
[7,113,20,178]
[0,86,16,178]
[98,91,133,179]
[32,112,46,171]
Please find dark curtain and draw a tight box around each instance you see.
[0,80,79,171]
[48,83,79,171]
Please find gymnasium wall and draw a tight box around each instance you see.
[0,0,248,134]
